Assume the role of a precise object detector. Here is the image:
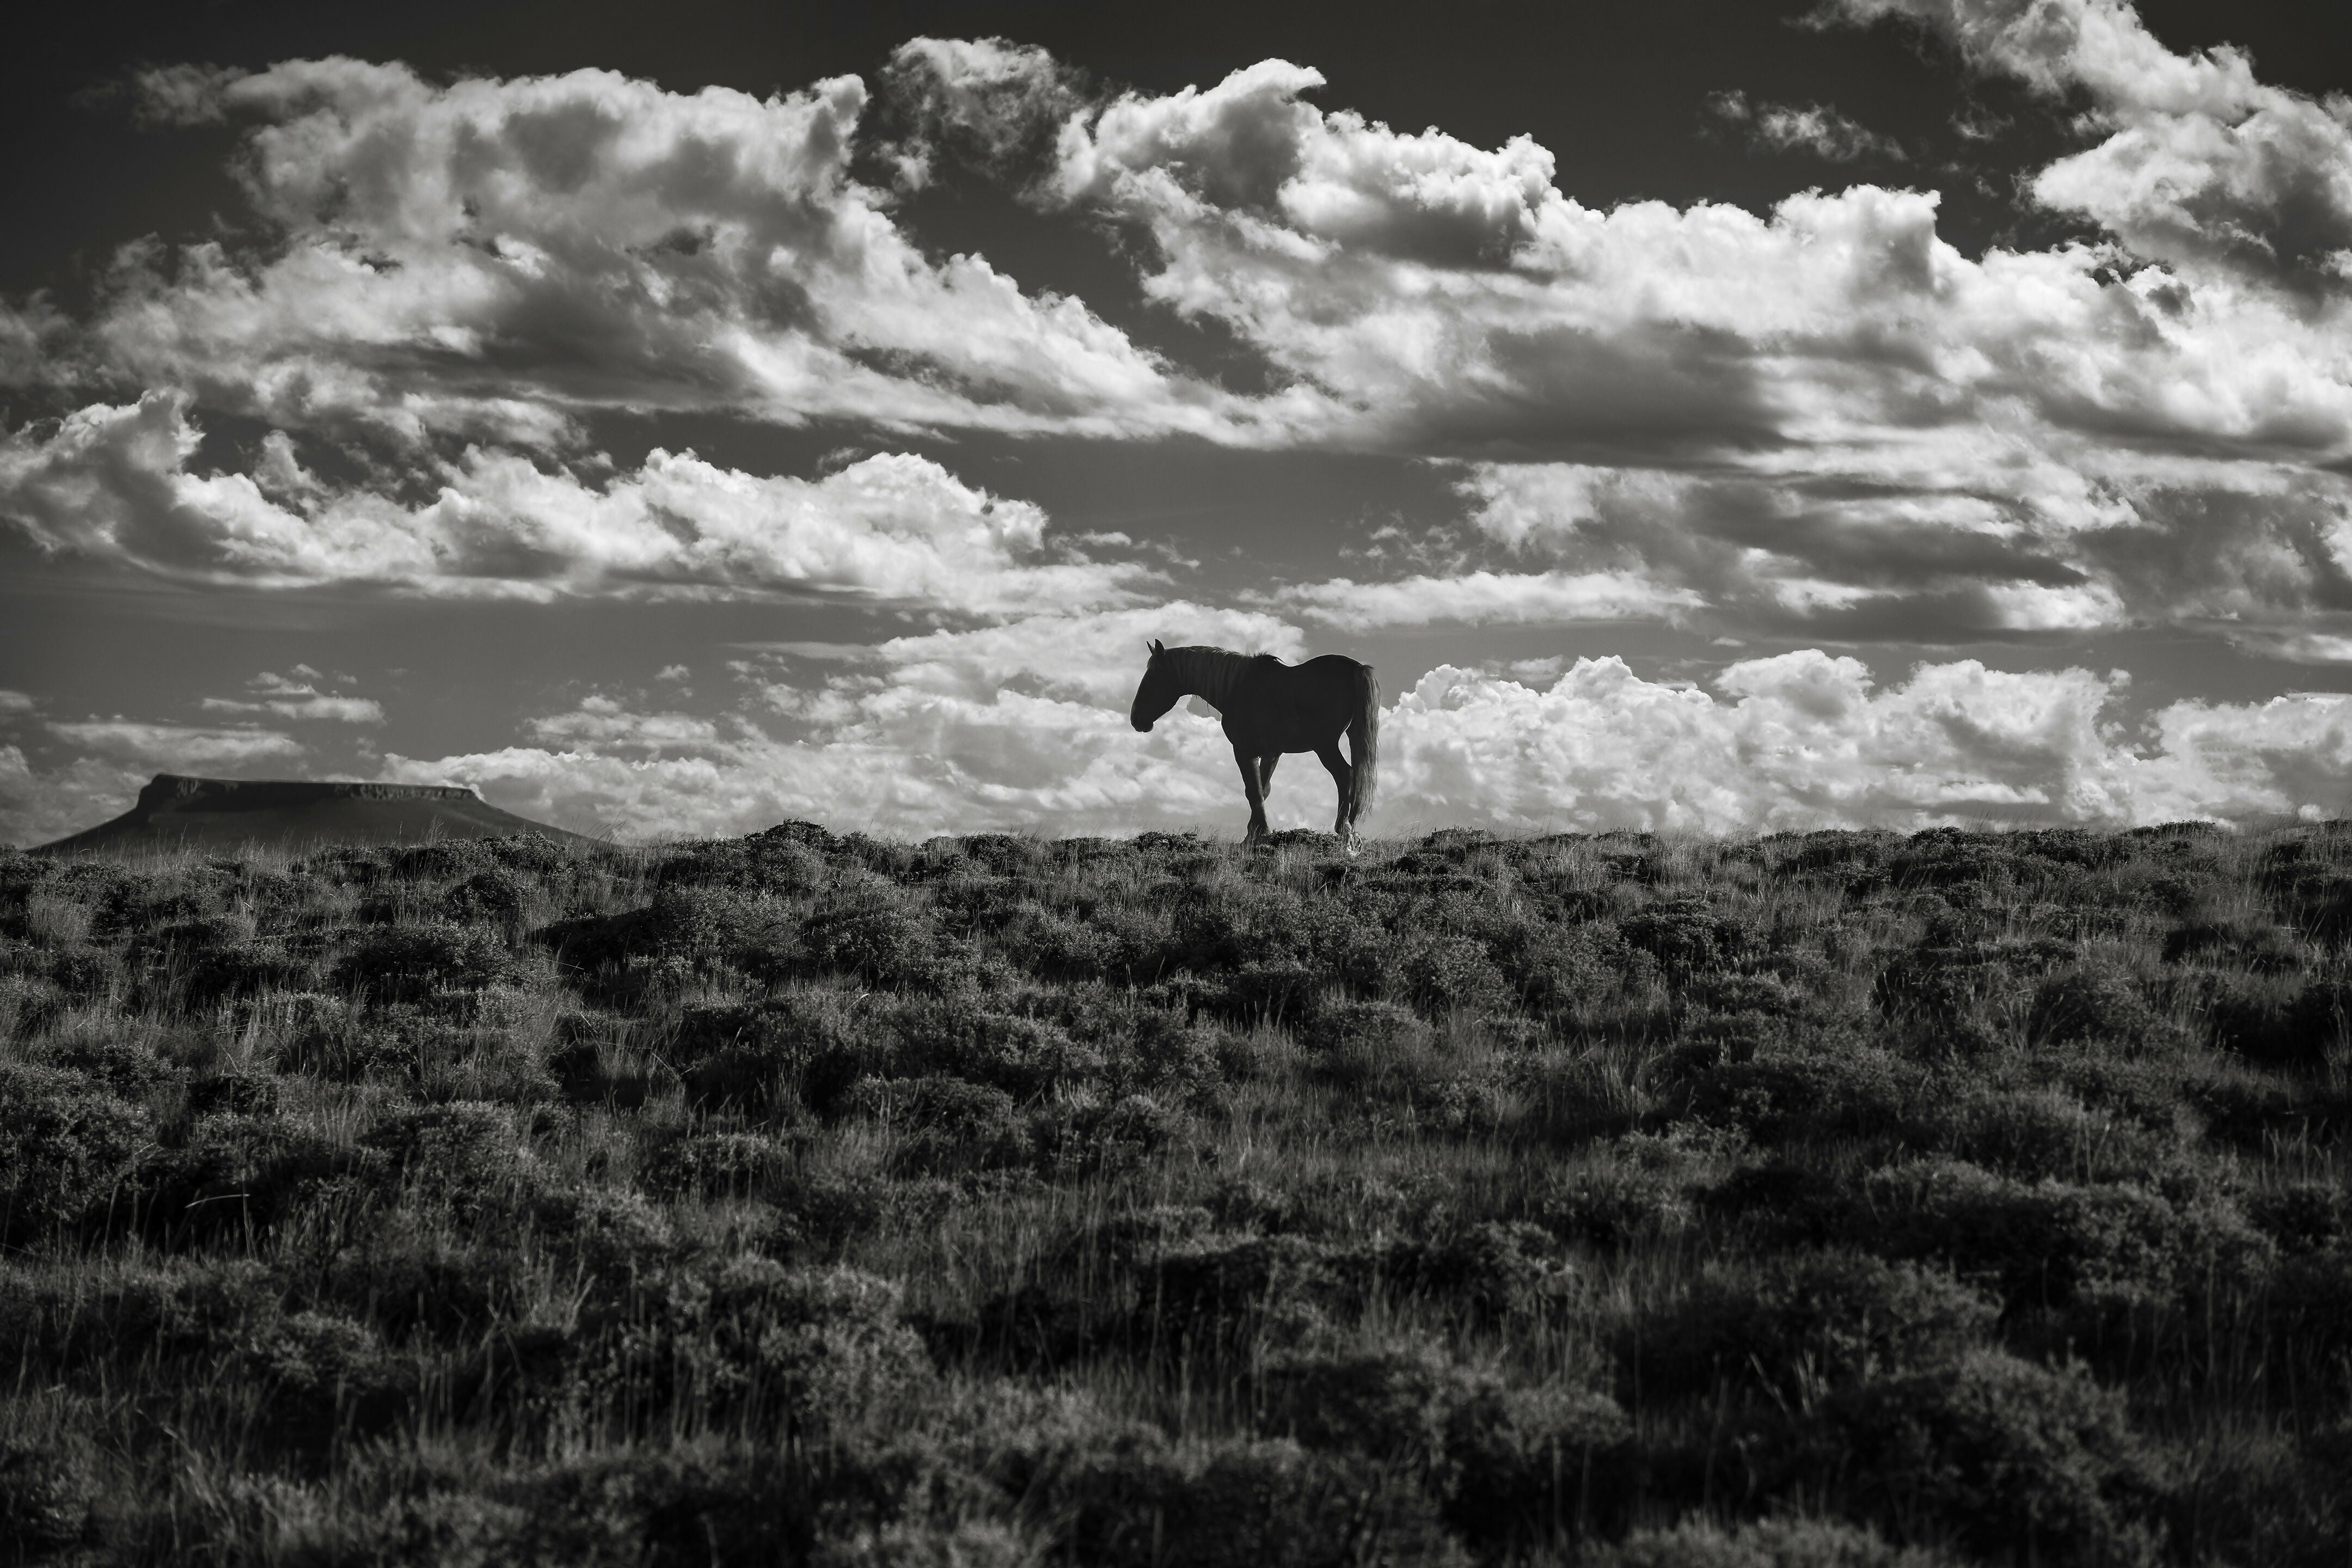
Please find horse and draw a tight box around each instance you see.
[1129,640,1379,846]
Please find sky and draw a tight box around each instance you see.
[5,0,2352,844]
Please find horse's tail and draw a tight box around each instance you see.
[1349,661,1379,820]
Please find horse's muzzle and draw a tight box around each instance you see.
[1132,718,1153,732]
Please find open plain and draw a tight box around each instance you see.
[2,822,2348,1566]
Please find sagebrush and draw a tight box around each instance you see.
[3,820,2349,1565]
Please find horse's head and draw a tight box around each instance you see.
[1130,639,1177,732]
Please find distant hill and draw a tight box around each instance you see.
[32,774,597,855]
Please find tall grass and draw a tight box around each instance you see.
[1,821,2347,1564]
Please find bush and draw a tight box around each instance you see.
[335,922,523,1002]
[1630,1252,1995,1404]
[0,1065,149,1242]
[800,884,941,986]
[2030,965,2170,1047]
[1592,1516,1964,1567]
[584,1257,931,1436]
[1140,1234,1361,1348]
[128,1114,387,1241]
[1300,1000,1441,1097]
[441,867,532,924]
[1619,897,1747,977]
[638,1130,795,1199]
[1383,1222,1574,1322]
[361,1101,538,1210]
[1393,933,1512,1016]
[1035,1431,1463,1568]
[851,1076,1033,1176]
[1802,1351,2159,1563]
[1865,1161,2187,1311]
[0,1431,100,1553]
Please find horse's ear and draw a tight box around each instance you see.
[1149,638,1165,656]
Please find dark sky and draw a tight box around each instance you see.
[4,0,2351,842]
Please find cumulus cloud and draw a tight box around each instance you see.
[0,392,1149,607]
[1,57,1256,445]
[7,33,2352,665]
[872,36,2352,639]
[1282,568,1704,630]
[364,639,2351,840]
[0,749,149,847]
[45,720,304,769]
[1708,90,1906,162]
[201,670,387,724]
[1821,0,2352,289]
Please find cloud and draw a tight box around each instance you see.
[1450,457,2352,643]
[1708,91,1906,162]
[1381,652,2352,832]
[7,36,2352,654]
[0,749,149,847]
[355,615,2352,840]
[1820,0,2352,289]
[45,720,304,769]
[2,57,1255,446]
[1282,569,1704,630]
[200,670,387,724]
[0,690,36,715]
[0,392,1151,608]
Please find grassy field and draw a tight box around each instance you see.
[2,820,2348,1566]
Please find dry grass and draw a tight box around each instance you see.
[0,821,2347,1565]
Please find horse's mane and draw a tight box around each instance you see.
[1162,645,1255,710]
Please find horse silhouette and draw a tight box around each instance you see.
[1129,640,1379,846]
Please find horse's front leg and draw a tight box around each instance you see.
[1233,744,1271,843]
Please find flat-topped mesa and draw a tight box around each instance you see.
[137,774,485,811]
[33,774,594,855]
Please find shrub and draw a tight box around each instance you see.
[892,1002,1104,1100]
[1300,1000,1441,1097]
[1034,1431,1463,1568]
[1258,1340,1459,1469]
[1140,1234,1359,1348]
[441,867,532,924]
[2030,965,2170,1047]
[585,1257,932,1436]
[1678,1043,1915,1145]
[852,1076,1033,1176]
[41,1028,175,1095]
[361,1101,538,1211]
[2247,1181,2350,1255]
[1619,897,1747,977]
[1393,933,1512,1016]
[1442,1377,1632,1547]
[1802,1351,2159,1564]
[1383,1222,1575,1322]
[244,1308,416,1443]
[638,1130,795,1199]
[1590,1516,1963,1568]
[1032,1093,1183,1178]
[335,922,522,1002]
[2201,973,2352,1071]
[1864,1162,2185,1312]
[0,1065,149,1242]
[129,1114,387,1241]
[0,1428,100,1554]
[1630,1252,1996,1404]
[800,883,941,986]
[1492,917,1630,1011]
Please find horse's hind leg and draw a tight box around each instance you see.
[1315,740,1355,849]
[1233,745,1271,844]
[1258,752,1279,793]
